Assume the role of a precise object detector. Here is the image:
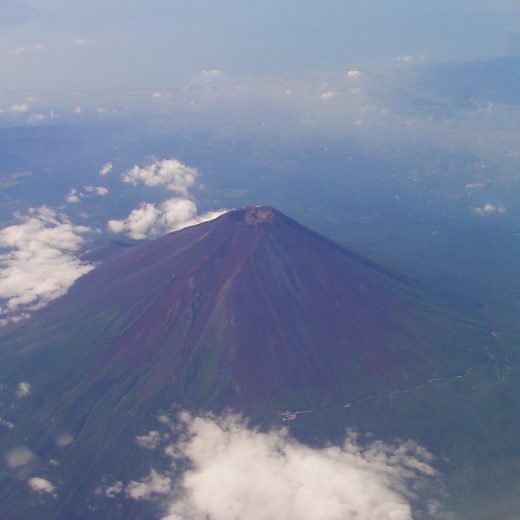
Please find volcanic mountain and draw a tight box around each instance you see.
[0,206,515,519]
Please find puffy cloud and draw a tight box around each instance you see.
[10,103,29,113]
[152,92,162,98]
[15,381,31,398]
[84,185,109,196]
[135,430,162,449]
[5,446,34,468]
[107,198,224,240]
[65,188,81,203]
[72,107,82,114]
[346,69,362,79]
[161,414,437,520]
[122,158,198,195]
[473,203,506,215]
[119,413,439,520]
[0,207,93,324]
[126,470,171,501]
[99,162,113,176]
[66,183,107,201]
[28,477,56,495]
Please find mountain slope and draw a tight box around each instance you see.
[0,206,513,519]
[1,207,484,409]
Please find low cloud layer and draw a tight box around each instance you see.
[122,158,198,196]
[0,207,93,325]
[106,413,441,520]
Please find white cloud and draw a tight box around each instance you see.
[107,198,224,240]
[28,477,56,495]
[152,92,162,98]
[15,381,31,398]
[65,188,81,204]
[135,430,162,449]
[5,446,34,468]
[65,188,81,203]
[10,47,26,56]
[346,69,362,79]
[201,69,223,78]
[120,413,439,520]
[72,38,88,45]
[395,55,414,63]
[56,432,74,447]
[27,113,46,123]
[72,107,82,114]
[9,45,43,56]
[0,417,15,430]
[84,185,109,196]
[320,91,338,101]
[114,158,225,238]
[473,203,506,215]
[122,158,198,195]
[126,470,171,501]
[104,481,124,498]
[99,162,113,176]
[464,182,487,190]
[10,104,29,113]
[0,207,93,324]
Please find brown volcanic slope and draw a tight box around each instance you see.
[0,206,484,414]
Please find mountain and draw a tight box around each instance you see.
[0,206,518,519]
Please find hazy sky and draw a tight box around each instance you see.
[2,0,520,90]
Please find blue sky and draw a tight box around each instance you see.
[2,0,520,90]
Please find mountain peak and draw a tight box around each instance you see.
[228,206,276,225]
